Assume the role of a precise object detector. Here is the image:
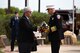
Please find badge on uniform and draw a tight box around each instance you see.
[52,17,54,20]
[57,15,61,19]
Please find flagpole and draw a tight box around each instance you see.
[72,0,75,33]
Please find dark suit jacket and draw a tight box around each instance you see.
[17,16,37,43]
[10,16,19,37]
[48,13,64,41]
[10,16,20,28]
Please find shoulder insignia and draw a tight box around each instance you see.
[57,15,61,19]
[52,17,54,20]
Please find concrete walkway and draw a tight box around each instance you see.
[1,45,80,53]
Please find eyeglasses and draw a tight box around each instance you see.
[28,11,32,13]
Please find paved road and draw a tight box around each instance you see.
[1,45,80,53]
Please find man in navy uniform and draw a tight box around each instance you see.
[46,5,64,53]
[10,12,19,51]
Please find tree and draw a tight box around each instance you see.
[25,0,27,7]
[8,0,10,14]
[10,7,19,14]
[38,0,41,12]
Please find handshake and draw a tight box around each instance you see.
[38,26,49,33]
[38,26,57,33]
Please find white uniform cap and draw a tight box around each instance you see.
[46,5,55,10]
[23,7,31,13]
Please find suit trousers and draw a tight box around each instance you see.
[51,40,61,53]
[18,43,32,53]
[11,33,16,51]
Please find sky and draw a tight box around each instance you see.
[0,0,80,12]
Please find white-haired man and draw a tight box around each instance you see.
[17,7,37,53]
[46,5,64,53]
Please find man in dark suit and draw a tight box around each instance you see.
[17,7,37,53]
[46,5,64,53]
[10,12,19,51]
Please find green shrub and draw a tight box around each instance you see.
[0,10,49,40]
[31,11,49,25]
[0,8,6,15]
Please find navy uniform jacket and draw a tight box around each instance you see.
[10,16,19,37]
[48,13,64,42]
[17,16,37,43]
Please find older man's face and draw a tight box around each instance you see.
[25,10,32,17]
[47,8,55,15]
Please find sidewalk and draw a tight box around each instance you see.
[1,45,80,53]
